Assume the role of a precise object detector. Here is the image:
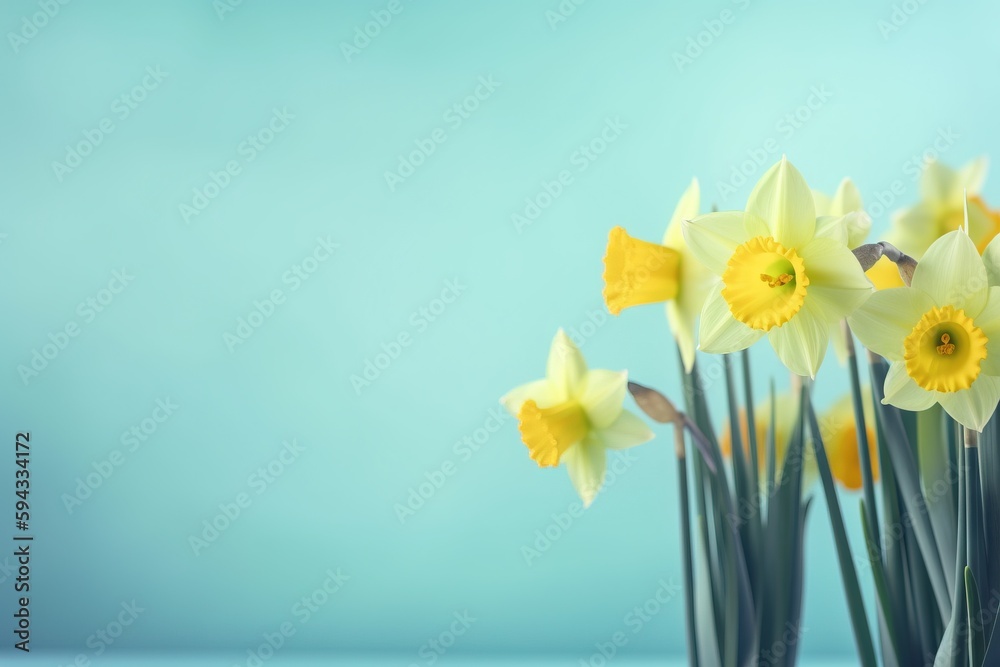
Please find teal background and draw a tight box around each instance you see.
[0,0,997,663]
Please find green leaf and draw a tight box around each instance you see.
[804,386,878,667]
[869,356,951,623]
[860,500,901,664]
[675,428,700,667]
[967,567,986,667]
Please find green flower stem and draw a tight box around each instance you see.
[675,424,699,667]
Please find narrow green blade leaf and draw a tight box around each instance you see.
[804,386,878,667]
[967,567,986,667]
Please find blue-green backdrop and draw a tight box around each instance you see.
[1,0,997,663]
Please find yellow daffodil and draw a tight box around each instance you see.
[820,392,878,491]
[682,157,873,378]
[893,157,994,257]
[812,178,871,248]
[500,329,654,506]
[849,229,1000,431]
[602,178,715,373]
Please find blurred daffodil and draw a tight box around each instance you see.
[820,392,879,491]
[720,393,810,483]
[812,178,871,249]
[603,178,715,373]
[683,157,872,378]
[500,329,654,507]
[849,229,1000,431]
[893,157,995,257]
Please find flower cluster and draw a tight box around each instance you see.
[503,156,1000,505]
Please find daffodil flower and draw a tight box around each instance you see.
[682,157,873,378]
[820,392,878,491]
[812,178,871,249]
[602,178,715,372]
[893,157,994,256]
[500,329,654,506]
[848,229,1000,431]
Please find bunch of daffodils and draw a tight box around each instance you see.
[501,154,1000,667]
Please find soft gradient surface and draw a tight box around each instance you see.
[1,0,997,663]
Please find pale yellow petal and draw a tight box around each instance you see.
[745,157,816,249]
[847,288,933,361]
[500,379,559,415]
[664,178,700,247]
[699,284,765,354]
[682,211,747,275]
[813,215,849,245]
[811,189,833,216]
[910,230,988,316]
[957,156,989,196]
[599,410,654,450]
[921,160,957,209]
[892,202,938,258]
[578,369,627,429]
[937,376,1000,432]
[547,329,587,401]
[883,362,937,412]
[767,303,828,377]
[798,237,873,320]
[832,178,863,217]
[562,437,606,508]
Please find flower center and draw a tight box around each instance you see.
[903,305,988,393]
[516,399,589,467]
[721,236,809,331]
[603,227,681,315]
